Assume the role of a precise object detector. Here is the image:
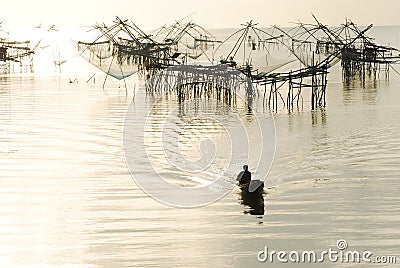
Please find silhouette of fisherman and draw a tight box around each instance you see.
[237,165,251,186]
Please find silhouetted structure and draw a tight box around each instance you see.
[0,40,35,73]
[77,16,400,109]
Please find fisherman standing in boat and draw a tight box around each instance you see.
[237,165,251,186]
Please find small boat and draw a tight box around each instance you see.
[238,179,264,193]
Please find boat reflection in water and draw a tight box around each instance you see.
[238,180,265,222]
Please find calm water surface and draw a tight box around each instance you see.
[1,29,400,267]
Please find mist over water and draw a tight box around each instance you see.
[0,27,400,267]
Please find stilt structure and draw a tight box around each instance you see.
[78,16,221,90]
[0,38,35,74]
[77,16,400,109]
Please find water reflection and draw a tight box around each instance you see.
[238,187,265,221]
[311,108,327,125]
[343,70,380,90]
[342,74,381,106]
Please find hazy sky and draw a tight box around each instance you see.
[2,0,399,29]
